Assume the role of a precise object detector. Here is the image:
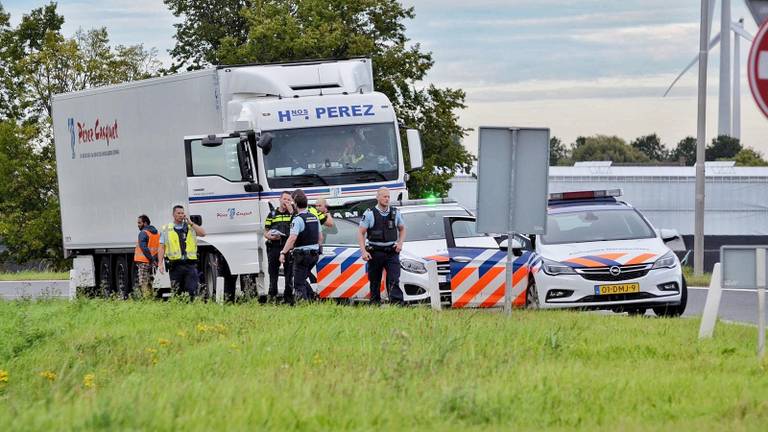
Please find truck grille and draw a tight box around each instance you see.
[575,264,652,282]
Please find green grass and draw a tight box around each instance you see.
[1,301,767,431]
[683,266,712,287]
[0,271,69,281]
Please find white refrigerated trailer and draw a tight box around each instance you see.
[52,58,423,298]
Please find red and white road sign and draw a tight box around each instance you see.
[749,19,768,119]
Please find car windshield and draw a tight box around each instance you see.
[402,210,474,241]
[540,208,656,245]
[263,123,399,188]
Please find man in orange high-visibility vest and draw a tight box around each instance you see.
[134,214,160,298]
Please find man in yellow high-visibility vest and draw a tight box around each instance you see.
[158,205,206,300]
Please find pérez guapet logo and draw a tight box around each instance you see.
[67,117,120,160]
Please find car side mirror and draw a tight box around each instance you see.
[499,238,523,257]
[201,134,222,147]
[659,228,679,242]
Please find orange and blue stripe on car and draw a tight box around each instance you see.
[562,252,658,268]
[449,249,536,308]
[315,248,387,299]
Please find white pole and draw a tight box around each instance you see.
[732,19,742,140]
[719,0,732,136]
[695,0,710,276]
[699,263,723,339]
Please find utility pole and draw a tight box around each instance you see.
[695,0,710,276]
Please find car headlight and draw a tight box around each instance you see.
[651,251,677,270]
[541,258,577,276]
[400,258,427,274]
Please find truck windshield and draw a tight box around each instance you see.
[263,123,399,188]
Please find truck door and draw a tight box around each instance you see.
[443,216,534,308]
[185,134,261,235]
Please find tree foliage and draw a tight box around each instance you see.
[734,147,768,166]
[631,133,667,161]
[166,0,473,197]
[706,135,742,161]
[549,136,569,166]
[669,136,696,166]
[570,135,649,163]
[0,3,161,267]
[0,121,61,265]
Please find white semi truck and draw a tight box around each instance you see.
[52,58,423,298]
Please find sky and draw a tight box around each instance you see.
[4,0,768,155]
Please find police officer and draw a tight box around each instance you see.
[158,205,206,300]
[264,191,295,303]
[280,190,322,304]
[357,187,406,306]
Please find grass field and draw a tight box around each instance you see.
[0,271,69,281]
[682,266,712,287]
[1,300,766,431]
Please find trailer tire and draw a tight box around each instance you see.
[98,255,115,298]
[202,253,218,301]
[114,255,132,299]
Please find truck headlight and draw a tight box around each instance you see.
[651,251,677,270]
[541,258,577,276]
[400,259,427,274]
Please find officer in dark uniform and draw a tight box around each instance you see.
[357,187,406,306]
[280,189,322,304]
[264,191,295,303]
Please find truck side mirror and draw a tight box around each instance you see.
[237,138,254,183]
[406,129,423,171]
[258,133,273,155]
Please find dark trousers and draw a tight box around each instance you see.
[292,251,319,302]
[170,261,199,300]
[267,244,293,298]
[367,249,404,304]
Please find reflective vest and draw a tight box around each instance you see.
[162,223,198,261]
[134,228,160,263]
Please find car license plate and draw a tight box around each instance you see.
[594,283,640,295]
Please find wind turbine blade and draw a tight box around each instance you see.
[731,22,754,40]
[663,32,721,97]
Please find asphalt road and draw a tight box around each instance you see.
[1,281,766,325]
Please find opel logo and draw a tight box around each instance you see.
[609,266,621,276]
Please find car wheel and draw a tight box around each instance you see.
[653,277,688,317]
[525,278,539,309]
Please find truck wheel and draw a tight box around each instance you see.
[98,255,114,298]
[653,277,688,318]
[114,255,132,300]
[203,253,218,302]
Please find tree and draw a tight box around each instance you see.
[0,121,62,265]
[0,3,161,268]
[734,147,768,166]
[706,135,742,161]
[669,136,696,166]
[165,0,250,72]
[549,136,568,165]
[570,135,649,163]
[631,133,667,161]
[165,0,473,197]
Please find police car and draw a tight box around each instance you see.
[528,189,686,316]
[316,199,497,303]
[443,189,686,315]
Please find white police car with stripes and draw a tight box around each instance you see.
[527,189,686,316]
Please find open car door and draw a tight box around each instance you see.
[443,216,536,308]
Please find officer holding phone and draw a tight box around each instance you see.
[158,205,206,300]
[264,191,295,303]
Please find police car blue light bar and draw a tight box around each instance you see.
[548,189,623,201]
